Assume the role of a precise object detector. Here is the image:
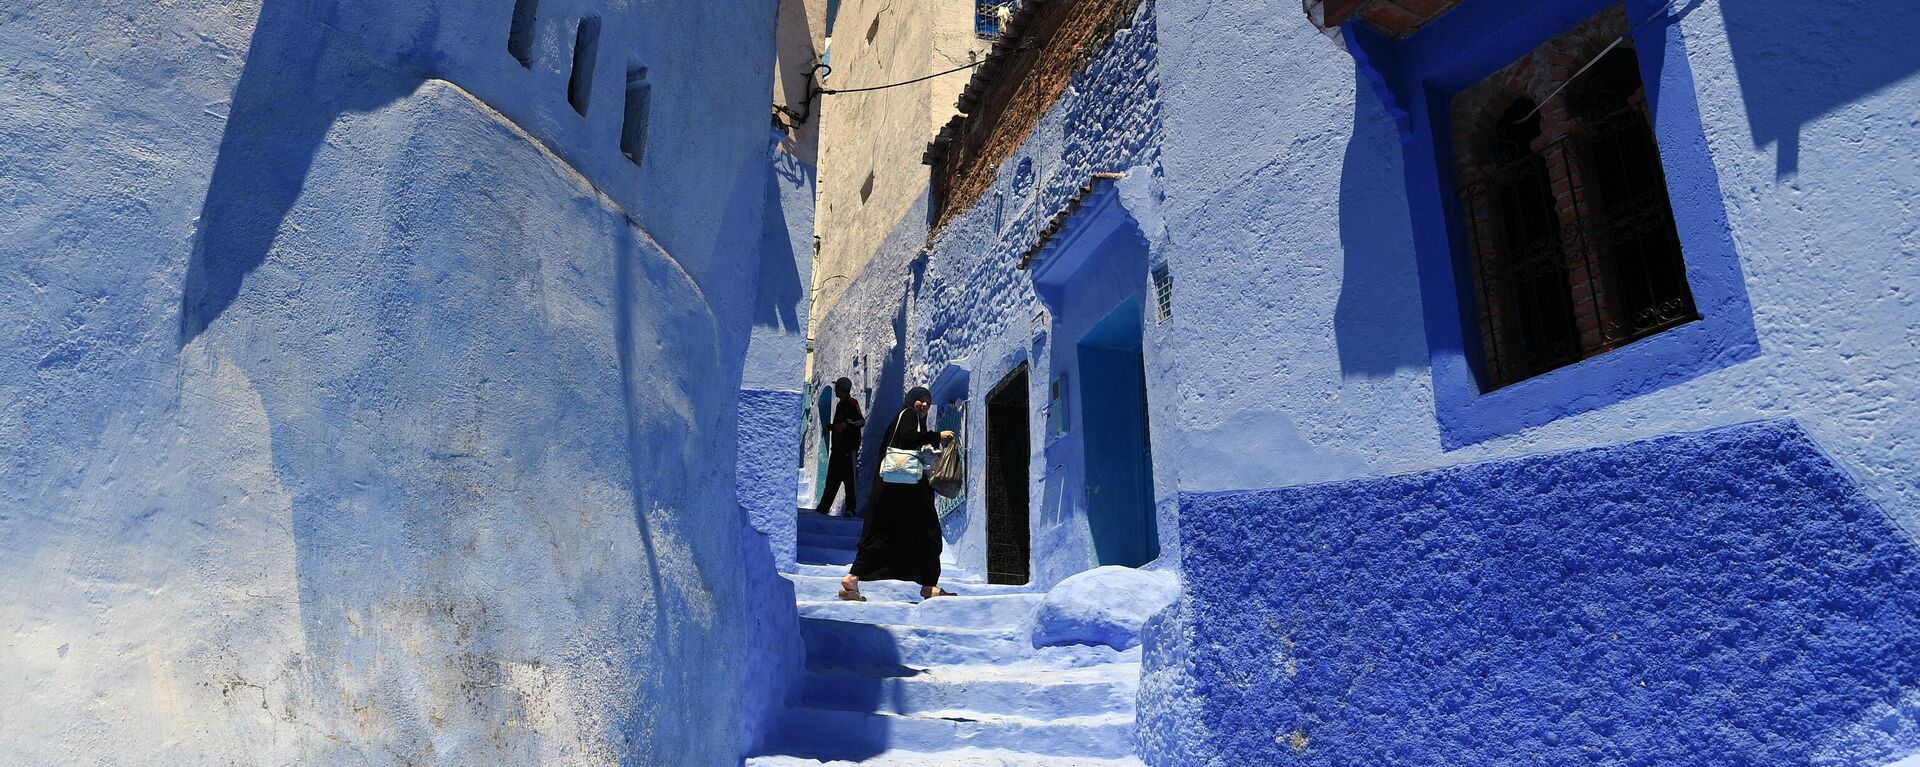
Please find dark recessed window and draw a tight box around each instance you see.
[508,0,539,68]
[620,66,651,167]
[1450,9,1696,390]
[859,171,875,203]
[567,17,601,116]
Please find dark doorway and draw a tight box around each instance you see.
[1077,301,1159,567]
[984,364,1032,585]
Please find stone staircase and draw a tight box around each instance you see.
[749,510,1147,766]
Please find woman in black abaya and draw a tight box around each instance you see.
[839,386,954,601]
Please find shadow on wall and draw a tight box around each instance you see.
[755,152,809,332]
[179,0,438,345]
[1719,0,1920,178]
[856,297,912,508]
[1333,82,1428,379]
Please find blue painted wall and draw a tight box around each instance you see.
[1164,420,1920,765]
[1145,0,1920,531]
[1,0,790,763]
[1134,0,1920,761]
[806,0,1920,762]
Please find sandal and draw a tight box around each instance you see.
[836,588,866,602]
[920,587,954,600]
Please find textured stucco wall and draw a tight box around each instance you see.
[1136,0,1920,762]
[809,2,1163,586]
[1148,0,1920,530]
[1,1,783,764]
[1157,420,1920,765]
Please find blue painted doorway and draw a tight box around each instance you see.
[1076,300,1158,567]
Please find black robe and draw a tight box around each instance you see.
[849,406,942,587]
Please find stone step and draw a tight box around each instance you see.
[800,618,1030,671]
[785,573,1036,604]
[746,749,1147,766]
[798,510,866,536]
[798,662,1139,720]
[800,531,864,551]
[763,706,1136,761]
[797,593,1043,630]
[798,544,857,566]
[791,564,1031,594]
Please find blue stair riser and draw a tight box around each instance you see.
[800,618,1030,670]
[798,594,1042,630]
[797,512,866,537]
[769,706,1136,760]
[796,545,856,566]
[798,532,863,551]
[798,669,1138,719]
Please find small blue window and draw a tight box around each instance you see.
[976,1,1013,39]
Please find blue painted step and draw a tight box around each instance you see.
[766,706,1136,760]
[783,572,1035,604]
[798,545,857,566]
[798,510,866,537]
[797,662,1139,720]
[792,562,1012,589]
[746,750,1148,766]
[800,618,1030,671]
[796,593,1043,629]
[801,532,864,551]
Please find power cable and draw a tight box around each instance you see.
[819,44,1030,96]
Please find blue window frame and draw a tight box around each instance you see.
[1342,0,1759,448]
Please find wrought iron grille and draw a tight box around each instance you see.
[976,1,1015,38]
[1456,94,1697,389]
[1151,263,1173,323]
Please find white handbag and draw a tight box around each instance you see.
[879,411,929,484]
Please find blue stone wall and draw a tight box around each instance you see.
[0,1,786,763]
[1161,420,1920,765]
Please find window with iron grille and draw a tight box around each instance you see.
[1150,263,1173,323]
[976,1,1014,39]
[1450,8,1697,391]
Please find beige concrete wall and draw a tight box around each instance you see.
[810,0,988,341]
[773,0,829,163]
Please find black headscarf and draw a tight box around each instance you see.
[903,386,932,427]
[834,377,853,397]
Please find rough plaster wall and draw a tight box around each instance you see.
[810,0,985,328]
[1,1,781,763]
[1168,420,1920,766]
[809,3,1163,586]
[1148,0,1920,527]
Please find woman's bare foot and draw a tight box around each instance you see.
[920,586,952,599]
[837,574,865,602]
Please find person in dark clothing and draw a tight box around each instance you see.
[839,386,955,601]
[814,377,865,517]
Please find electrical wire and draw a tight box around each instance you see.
[1512,0,1685,123]
[819,45,1029,95]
